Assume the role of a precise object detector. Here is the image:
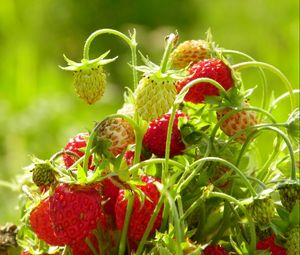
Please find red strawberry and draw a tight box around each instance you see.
[202,245,229,255]
[70,233,99,255]
[176,59,234,104]
[63,132,94,169]
[49,184,106,245]
[102,178,120,216]
[143,110,187,158]
[256,235,287,255]
[29,198,64,246]
[115,175,163,246]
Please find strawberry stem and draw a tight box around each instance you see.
[83,28,138,89]
[232,61,296,110]
[175,78,230,104]
[219,49,269,112]
[159,33,177,73]
[209,192,256,254]
[118,192,134,255]
[135,195,164,255]
[191,157,257,197]
[270,89,300,113]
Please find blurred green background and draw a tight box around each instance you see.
[0,0,299,224]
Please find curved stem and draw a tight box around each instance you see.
[189,157,257,197]
[83,28,138,89]
[270,89,300,113]
[219,49,269,111]
[176,78,230,104]
[257,126,296,179]
[210,192,256,254]
[211,106,277,151]
[232,61,296,109]
[129,158,185,174]
[159,33,176,73]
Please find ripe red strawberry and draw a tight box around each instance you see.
[256,235,287,255]
[94,118,135,157]
[115,175,163,245]
[49,183,106,245]
[202,245,229,255]
[143,110,187,158]
[176,59,234,104]
[63,132,94,169]
[216,102,257,143]
[170,40,209,69]
[29,198,64,246]
[102,178,120,216]
[70,233,99,255]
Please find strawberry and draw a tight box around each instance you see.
[29,198,64,246]
[134,74,177,121]
[115,175,163,245]
[49,183,106,245]
[256,235,287,255]
[277,180,300,212]
[143,110,187,158]
[216,102,257,143]
[102,178,120,216]
[70,233,99,255]
[31,160,56,188]
[176,59,234,104]
[60,51,117,105]
[286,226,300,255]
[202,244,229,255]
[209,165,231,189]
[63,132,94,170]
[94,118,135,157]
[170,40,209,69]
[245,194,275,226]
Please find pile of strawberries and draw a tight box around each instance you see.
[17,29,299,255]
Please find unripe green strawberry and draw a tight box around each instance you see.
[277,181,300,212]
[245,194,275,226]
[26,157,55,188]
[286,226,300,255]
[134,74,177,121]
[217,102,257,143]
[94,117,135,156]
[170,40,209,69]
[60,51,117,105]
[73,66,106,104]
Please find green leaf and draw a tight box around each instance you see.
[289,201,300,226]
[77,164,87,183]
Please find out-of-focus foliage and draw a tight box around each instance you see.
[0,0,298,223]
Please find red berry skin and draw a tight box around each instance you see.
[63,133,93,169]
[49,184,105,245]
[143,111,187,158]
[29,198,64,246]
[115,176,163,245]
[70,233,99,255]
[102,178,120,216]
[256,235,287,255]
[176,59,234,104]
[203,245,229,255]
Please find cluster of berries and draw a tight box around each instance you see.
[16,29,299,255]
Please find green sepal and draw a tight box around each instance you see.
[289,201,300,226]
[76,164,87,184]
[60,50,118,71]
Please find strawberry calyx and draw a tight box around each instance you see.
[60,50,117,72]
